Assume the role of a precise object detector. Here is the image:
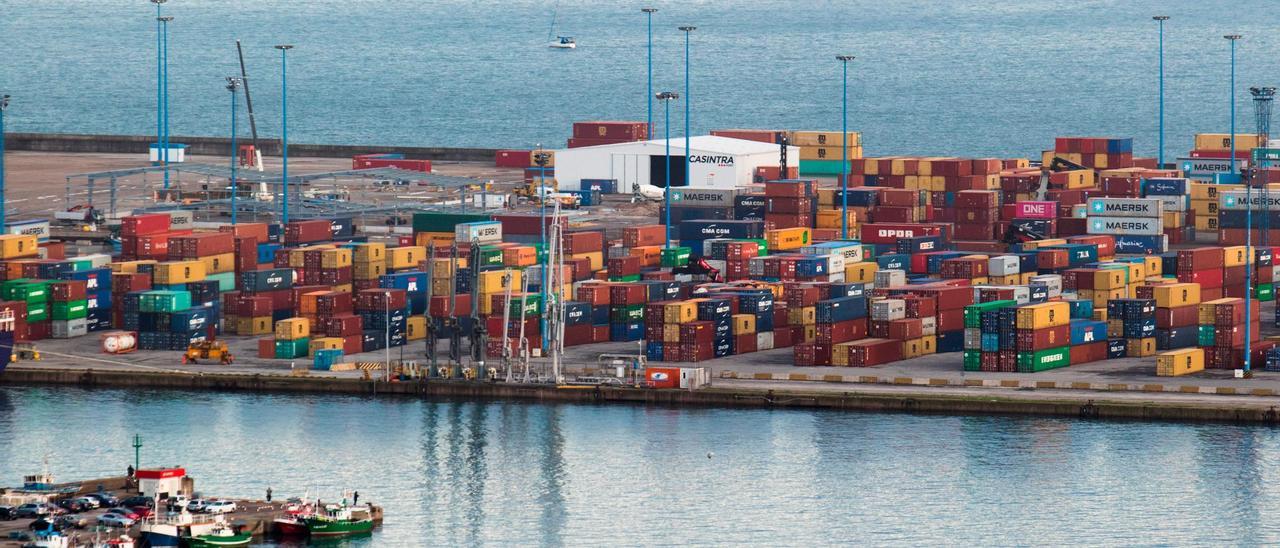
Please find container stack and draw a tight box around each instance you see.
[49,280,89,339]
[236,268,293,338]
[1106,299,1157,358]
[792,130,862,176]
[272,317,309,359]
[355,288,408,353]
[1046,137,1134,170]
[954,190,1000,242]
[1144,282,1201,350]
[567,121,649,149]
[1197,298,1263,369]
[963,299,1016,372]
[1190,133,1260,163]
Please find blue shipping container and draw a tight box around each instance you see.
[1069,320,1108,345]
[816,296,867,323]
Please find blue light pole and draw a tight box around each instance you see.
[533,147,551,354]
[679,26,695,191]
[642,8,657,139]
[275,44,293,224]
[0,95,9,229]
[227,77,240,225]
[1154,16,1168,167]
[159,15,173,189]
[837,55,854,240]
[1227,34,1241,171]
[657,92,679,248]
[151,0,165,172]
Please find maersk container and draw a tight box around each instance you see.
[669,188,737,208]
[412,212,492,233]
[455,221,503,244]
[1112,235,1168,254]
[1087,198,1163,218]
[802,241,863,263]
[817,296,867,323]
[241,268,293,292]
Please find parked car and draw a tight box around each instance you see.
[97,513,135,528]
[55,514,91,529]
[57,499,88,513]
[86,493,120,507]
[166,496,191,511]
[72,496,101,509]
[203,500,237,514]
[104,508,140,521]
[0,505,14,520]
[15,503,49,519]
[120,496,154,509]
[186,499,210,513]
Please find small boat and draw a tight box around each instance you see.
[185,522,252,547]
[304,504,375,537]
[549,36,577,49]
[23,522,68,548]
[140,509,193,547]
[272,514,310,537]
[88,535,135,548]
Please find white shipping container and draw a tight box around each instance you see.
[164,210,195,228]
[920,316,937,337]
[1273,267,1280,284]
[1030,274,1064,297]
[824,254,847,275]
[827,271,845,283]
[1087,216,1163,236]
[801,242,863,263]
[7,220,51,242]
[988,256,1020,277]
[870,299,906,321]
[678,367,710,389]
[1071,204,1088,218]
[964,328,982,350]
[1087,198,1163,218]
[52,318,89,339]
[1220,190,1280,211]
[748,257,766,277]
[874,269,907,288]
[702,238,732,257]
[756,332,774,351]
[669,188,737,208]
[1146,194,1188,212]
[455,221,503,243]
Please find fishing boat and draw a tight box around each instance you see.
[304,504,374,537]
[139,511,192,548]
[272,514,309,537]
[23,522,68,548]
[185,521,252,547]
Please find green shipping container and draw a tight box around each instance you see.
[275,338,310,359]
[660,247,691,268]
[27,302,48,322]
[2,280,48,303]
[963,300,1016,329]
[746,239,769,257]
[797,159,851,175]
[51,300,88,321]
[1257,283,1275,302]
[1016,346,1070,372]
[412,212,491,233]
[609,274,642,283]
[68,258,94,272]
[610,304,645,323]
[1197,325,1215,347]
[508,294,543,317]
[206,272,237,293]
[963,350,982,371]
[140,290,193,313]
[476,247,506,268]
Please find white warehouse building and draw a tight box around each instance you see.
[554,136,799,192]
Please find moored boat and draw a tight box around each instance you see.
[304,504,375,537]
[185,522,252,547]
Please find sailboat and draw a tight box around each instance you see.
[547,1,576,49]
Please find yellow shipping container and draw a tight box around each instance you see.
[153,261,206,284]
[1194,133,1262,151]
[1162,211,1184,229]
[802,324,816,343]
[425,258,454,279]
[1091,288,1127,308]
[388,246,426,270]
[1018,238,1068,250]
[1156,348,1205,376]
[832,342,857,366]
[478,269,521,294]
[1194,216,1219,231]
[415,232,454,247]
[275,317,310,340]
[1198,298,1237,324]
[1093,269,1127,290]
[631,246,663,267]
[1127,337,1157,357]
[663,324,681,343]
[844,262,879,283]
[353,262,387,280]
[766,227,811,251]
[799,145,862,161]
[901,338,922,359]
[664,301,697,324]
[1015,302,1070,329]
[1140,256,1161,277]
[1153,283,1201,308]
[816,209,858,229]
[573,251,604,271]
[788,130,862,147]
[321,248,353,269]
[308,337,343,355]
[732,314,756,335]
[406,316,427,341]
[1106,319,1124,338]
[429,278,451,296]
[110,259,158,274]
[332,283,352,293]
[798,306,817,326]
[1222,246,1250,268]
[990,274,1019,285]
[200,253,236,275]
[353,242,386,263]
[920,335,937,355]
[236,316,272,336]
[0,234,38,260]
[817,189,836,207]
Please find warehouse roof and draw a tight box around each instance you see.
[557,135,788,155]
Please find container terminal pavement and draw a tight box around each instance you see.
[0,127,1278,391]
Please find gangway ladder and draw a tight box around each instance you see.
[500,270,515,382]
[517,271,532,383]
[423,241,438,372]
[446,244,463,378]
[467,241,488,380]
[546,199,568,384]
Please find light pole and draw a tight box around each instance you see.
[150,0,165,174]
[657,91,679,248]
[159,15,173,189]
[533,148,551,354]
[642,8,657,139]
[1226,35,1241,172]
[0,95,9,229]
[227,77,240,225]
[1154,16,1168,167]
[837,54,855,239]
[275,45,293,224]
[679,26,695,191]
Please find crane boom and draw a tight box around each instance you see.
[235,40,264,171]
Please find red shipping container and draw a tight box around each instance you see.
[577,283,611,306]
[765,179,813,198]
[1015,325,1070,351]
[355,288,408,310]
[428,294,472,317]
[573,121,649,140]
[679,321,715,343]
[711,129,784,144]
[236,295,273,317]
[1176,268,1223,289]
[170,232,236,259]
[849,338,902,366]
[953,223,995,241]
[495,150,534,168]
[608,256,642,277]
[680,342,714,362]
[564,231,604,255]
[880,189,921,207]
[816,318,867,344]
[954,190,998,208]
[1178,248,1224,271]
[284,220,332,245]
[766,197,813,214]
[492,214,566,236]
[218,222,270,243]
[622,225,665,247]
[646,366,682,388]
[735,333,758,354]
[1069,341,1108,365]
[610,284,647,305]
[38,242,67,261]
[874,206,917,223]
[859,223,944,245]
[121,213,171,237]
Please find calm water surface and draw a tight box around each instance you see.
[4,1,1280,158]
[2,386,1280,545]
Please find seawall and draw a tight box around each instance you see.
[3,132,499,162]
[4,367,1279,425]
